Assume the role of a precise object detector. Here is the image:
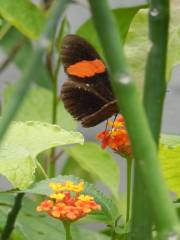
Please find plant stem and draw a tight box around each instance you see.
[88,0,180,238]
[1,193,24,240]
[0,0,69,143]
[144,0,169,143]
[52,72,58,125]
[63,222,72,240]
[47,48,61,178]
[129,164,152,240]
[126,158,132,223]
[49,71,58,177]
[130,0,170,239]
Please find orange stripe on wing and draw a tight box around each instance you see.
[67,59,105,78]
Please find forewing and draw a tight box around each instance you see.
[60,34,115,101]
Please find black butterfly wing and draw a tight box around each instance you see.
[61,81,118,127]
[60,34,118,127]
[60,34,114,100]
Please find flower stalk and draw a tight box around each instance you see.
[88,0,180,238]
[63,222,72,240]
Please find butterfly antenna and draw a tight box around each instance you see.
[112,114,118,128]
[110,113,118,135]
[105,119,108,131]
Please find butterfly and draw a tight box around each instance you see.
[60,34,118,127]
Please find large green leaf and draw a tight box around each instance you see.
[159,134,180,198]
[0,121,83,189]
[0,28,52,89]
[64,142,120,198]
[25,175,118,223]
[0,194,109,240]
[125,1,180,86]
[2,84,76,131]
[76,6,144,59]
[0,0,46,39]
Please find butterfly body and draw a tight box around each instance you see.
[60,34,118,127]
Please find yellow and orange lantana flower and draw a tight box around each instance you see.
[96,115,132,158]
[36,181,101,222]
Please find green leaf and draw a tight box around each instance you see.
[76,6,144,59]
[0,28,52,89]
[161,134,180,147]
[25,175,118,223]
[0,194,109,240]
[0,121,83,189]
[2,84,76,131]
[125,2,180,85]
[159,134,180,198]
[64,142,120,198]
[0,0,46,39]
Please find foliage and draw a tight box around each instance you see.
[0,0,46,39]
[2,85,76,131]
[76,6,144,60]
[0,28,52,88]
[160,135,180,198]
[0,0,179,240]
[125,1,180,86]
[0,121,83,189]
[0,194,109,240]
[64,142,120,198]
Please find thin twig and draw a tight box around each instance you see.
[0,37,26,73]
[51,149,64,163]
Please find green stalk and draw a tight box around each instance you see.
[126,158,132,224]
[48,47,62,178]
[88,0,180,238]
[1,193,24,240]
[47,53,59,177]
[48,73,58,177]
[0,0,69,143]
[130,164,152,240]
[63,222,72,240]
[144,0,169,143]
[36,161,48,180]
[130,0,170,239]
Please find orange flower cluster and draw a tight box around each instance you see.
[96,115,132,158]
[36,181,101,222]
